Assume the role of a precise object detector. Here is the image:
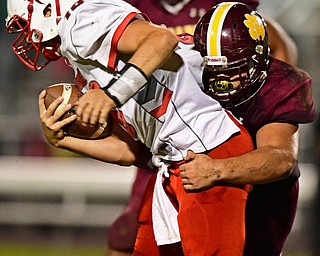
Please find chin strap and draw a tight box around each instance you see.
[103,63,148,107]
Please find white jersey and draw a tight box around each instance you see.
[57,0,240,161]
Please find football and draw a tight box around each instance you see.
[44,83,112,139]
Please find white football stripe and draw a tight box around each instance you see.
[56,84,73,112]
[90,124,107,139]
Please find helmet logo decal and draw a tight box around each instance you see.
[203,56,227,67]
[244,13,265,41]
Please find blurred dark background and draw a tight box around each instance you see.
[0,0,319,255]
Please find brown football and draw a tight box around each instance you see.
[44,83,112,139]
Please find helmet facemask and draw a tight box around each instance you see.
[194,2,269,110]
[202,50,268,110]
[6,14,29,34]
[6,0,76,71]
[7,14,54,71]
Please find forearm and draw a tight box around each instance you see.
[54,124,152,169]
[55,135,137,166]
[181,123,300,191]
[216,146,296,184]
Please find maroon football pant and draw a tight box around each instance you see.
[243,178,299,256]
[107,167,153,252]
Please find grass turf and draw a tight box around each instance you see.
[0,242,315,256]
[0,243,106,256]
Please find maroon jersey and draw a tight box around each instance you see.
[234,57,315,143]
[234,57,316,255]
[125,0,259,34]
[233,57,316,180]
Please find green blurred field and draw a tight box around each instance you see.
[0,242,315,256]
[0,243,106,256]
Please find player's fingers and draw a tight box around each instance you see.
[89,111,100,125]
[47,106,76,132]
[57,114,77,128]
[184,150,196,161]
[89,102,105,126]
[181,172,192,186]
[76,90,95,121]
[54,102,73,118]
[45,96,64,117]
[45,102,73,129]
[38,90,47,117]
[181,178,197,191]
[41,99,66,130]
[75,99,85,120]
[181,177,188,184]
[98,107,110,126]
[180,170,187,179]
[75,94,95,125]
[79,103,94,125]
[183,184,196,191]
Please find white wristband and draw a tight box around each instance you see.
[105,63,148,106]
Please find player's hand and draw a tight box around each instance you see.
[38,90,77,147]
[75,89,116,126]
[179,150,222,191]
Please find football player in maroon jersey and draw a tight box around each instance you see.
[178,3,316,256]
[107,1,300,255]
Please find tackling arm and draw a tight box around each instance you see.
[180,122,299,190]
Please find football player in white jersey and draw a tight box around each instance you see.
[7,0,254,255]
[38,48,253,255]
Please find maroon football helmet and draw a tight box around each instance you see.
[194,2,269,109]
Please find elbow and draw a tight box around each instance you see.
[168,32,179,50]
[283,158,297,178]
[158,29,179,51]
[278,151,297,179]
[114,151,137,167]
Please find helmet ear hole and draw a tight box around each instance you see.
[232,19,238,29]
[43,4,52,17]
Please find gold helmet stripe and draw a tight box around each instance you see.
[207,3,235,56]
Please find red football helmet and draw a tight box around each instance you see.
[6,0,77,71]
[194,2,269,109]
